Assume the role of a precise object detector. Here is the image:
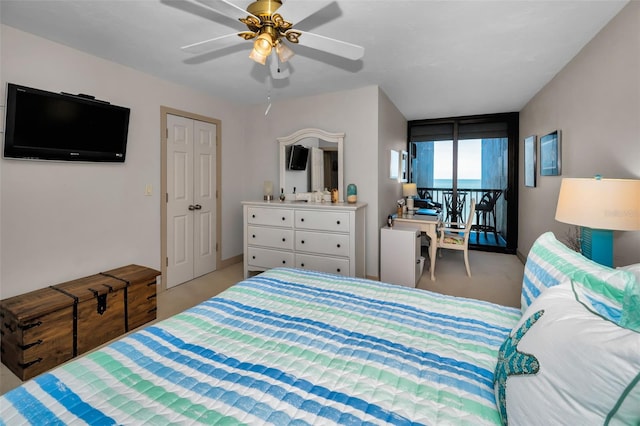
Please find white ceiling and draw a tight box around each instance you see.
[0,0,629,120]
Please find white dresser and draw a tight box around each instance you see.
[242,201,367,278]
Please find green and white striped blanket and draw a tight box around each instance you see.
[0,268,520,425]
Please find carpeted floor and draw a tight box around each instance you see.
[417,248,523,308]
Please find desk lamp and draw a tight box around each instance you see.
[555,176,640,267]
[403,183,418,211]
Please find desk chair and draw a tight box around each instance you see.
[472,190,502,243]
[436,199,475,277]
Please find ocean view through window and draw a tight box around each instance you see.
[407,113,519,253]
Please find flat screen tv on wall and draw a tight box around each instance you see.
[3,83,131,162]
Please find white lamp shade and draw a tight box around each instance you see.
[264,180,273,196]
[402,183,418,197]
[555,178,640,231]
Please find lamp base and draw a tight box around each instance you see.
[406,197,414,210]
[264,195,274,201]
[580,227,613,267]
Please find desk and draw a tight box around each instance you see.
[393,214,440,281]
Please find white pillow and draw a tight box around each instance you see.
[494,282,640,425]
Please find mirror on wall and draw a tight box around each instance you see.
[278,128,344,201]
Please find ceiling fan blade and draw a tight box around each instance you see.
[275,1,339,31]
[193,0,258,21]
[181,32,244,55]
[296,31,364,61]
[269,53,290,79]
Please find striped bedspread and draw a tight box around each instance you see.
[0,268,521,425]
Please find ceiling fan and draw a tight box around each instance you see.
[180,0,365,79]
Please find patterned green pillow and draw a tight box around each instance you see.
[521,232,638,331]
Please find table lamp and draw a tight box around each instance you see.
[403,183,418,210]
[263,180,274,201]
[555,176,640,267]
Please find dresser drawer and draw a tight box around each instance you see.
[247,247,294,269]
[295,230,350,257]
[247,226,294,250]
[295,254,349,276]
[295,210,350,232]
[247,207,293,227]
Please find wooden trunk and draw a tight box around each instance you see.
[0,287,75,380]
[101,264,158,330]
[53,274,127,355]
[0,264,160,381]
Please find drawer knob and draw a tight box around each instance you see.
[337,268,341,273]
[337,244,341,248]
[282,217,286,221]
[252,214,256,218]
[301,240,305,244]
[301,263,305,267]
[301,218,305,222]
[337,220,341,225]
[252,255,256,259]
[282,260,286,264]
[252,234,256,238]
[282,238,286,242]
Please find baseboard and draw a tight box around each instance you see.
[219,254,242,270]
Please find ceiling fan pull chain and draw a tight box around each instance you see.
[265,79,272,116]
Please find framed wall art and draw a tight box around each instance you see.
[399,150,408,182]
[524,135,537,187]
[540,130,561,176]
[389,149,399,179]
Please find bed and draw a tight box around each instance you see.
[1,232,639,425]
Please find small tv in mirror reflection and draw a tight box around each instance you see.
[287,145,309,170]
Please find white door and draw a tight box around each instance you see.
[166,114,217,288]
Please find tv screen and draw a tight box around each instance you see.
[3,83,130,162]
[287,145,309,171]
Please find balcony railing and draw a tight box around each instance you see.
[416,187,504,236]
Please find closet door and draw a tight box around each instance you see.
[166,114,217,288]
[192,120,217,278]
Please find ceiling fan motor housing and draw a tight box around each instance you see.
[247,0,282,18]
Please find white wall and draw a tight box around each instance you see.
[0,25,247,298]
[518,2,640,266]
[377,88,409,275]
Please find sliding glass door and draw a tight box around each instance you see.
[408,113,518,253]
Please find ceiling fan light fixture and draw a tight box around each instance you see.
[250,32,274,65]
[275,41,294,63]
[249,47,269,65]
[253,32,273,55]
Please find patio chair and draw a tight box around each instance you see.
[442,191,467,224]
[472,190,502,243]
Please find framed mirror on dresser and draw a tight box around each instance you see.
[278,128,344,201]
